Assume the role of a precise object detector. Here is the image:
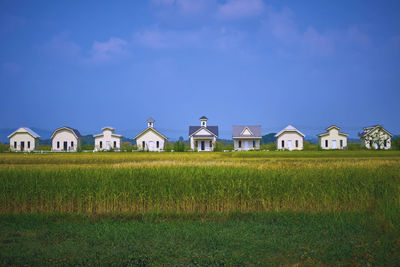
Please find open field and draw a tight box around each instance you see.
[0,151,399,265]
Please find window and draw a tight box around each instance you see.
[238,140,242,148]
[57,141,60,149]
[202,122,205,126]
[28,141,30,149]
[281,140,284,148]
[100,141,102,149]
[340,140,343,148]
[71,141,74,147]
[295,140,298,147]
[253,140,256,147]
[14,141,17,148]
[142,141,145,150]
[210,141,212,148]
[325,140,328,147]
[156,141,159,148]
[114,141,116,148]
[195,141,198,147]
[384,140,387,147]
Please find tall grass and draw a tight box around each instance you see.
[1,166,398,217]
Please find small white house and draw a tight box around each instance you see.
[317,125,348,149]
[189,116,218,151]
[359,125,392,149]
[51,126,82,152]
[93,127,123,152]
[134,118,167,151]
[275,125,305,151]
[8,127,40,152]
[232,125,262,151]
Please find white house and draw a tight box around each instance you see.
[8,127,40,152]
[189,116,218,151]
[134,118,167,151]
[232,125,262,151]
[93,127,123,152]
[51,126,82,152]
[275,125,305,151]
[317,125,348,149]
[359,125,392,149]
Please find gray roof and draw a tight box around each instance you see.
[134,127,167,140]
[52,126,82,138]
[8,127,40,139]
[147,117,155,123]
[189,126,218,137]
[199,116,208,120]
[359,125,392,137]
[232,126,262,138]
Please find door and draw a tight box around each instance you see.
[332,140,337,149]
[374,141,378,149]
[201,141,205,151]
[287,140,292,151]
[63,141,68,151]
[244,141,248,150]
[20,141,24,152]
[106,141,110,150]
[148,141,154,151]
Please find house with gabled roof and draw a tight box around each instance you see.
[93,127,123,151]
[317,125,348,149]
[189,116,218,151]
[134,118,167,151]
[359,125,392,149]
[275,125,305,151]
[51,126,82,152]
[8,127,40,152]
[232,125,262,151]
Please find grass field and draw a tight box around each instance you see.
[0,151,399,265]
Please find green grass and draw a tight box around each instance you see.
[0,151,399,265]
[1,212,399,266]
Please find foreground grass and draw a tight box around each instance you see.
[1,212,399,266]
[0,151,399,265]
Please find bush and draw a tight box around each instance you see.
[121,142,133,152]
[260,143,276,151]
[81,145,94,151]
[37,145,51,151]
[173,141,185,152]
[392,137,400,150]
[303,141,318,151]
[0,142,9,152]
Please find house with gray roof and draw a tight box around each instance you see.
[51,126,82,152]
[189,116,218,151]
[359,125,392,149]
[8,127,40,152]
[232,125,262,151]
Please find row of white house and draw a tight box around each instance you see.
[7,116,393,152]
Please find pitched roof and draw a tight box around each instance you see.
[189,126,218,137]
[147,117,155,123]
[317,125,348,137]
[51,126,82,139]
[359,125,392,137]
[101,126,115,132]
[232,126,262,138]
[275,125,305,138]
[8,127,40,139]
[199,116,208,120]
[134,127,167,140]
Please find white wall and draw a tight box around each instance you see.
[190,136,216,151]
[136,129,165,151]
[94,129,122,151]
[52,129,80,152]
[276,132,304,150]
[233,139,260,151]
[361,128,391,149]
[9,132,38,152]
[318,128,347,149]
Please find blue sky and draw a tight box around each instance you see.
[1,0,399,139]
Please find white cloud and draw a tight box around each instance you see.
[91,37,128,61]
[217,0,264,19]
